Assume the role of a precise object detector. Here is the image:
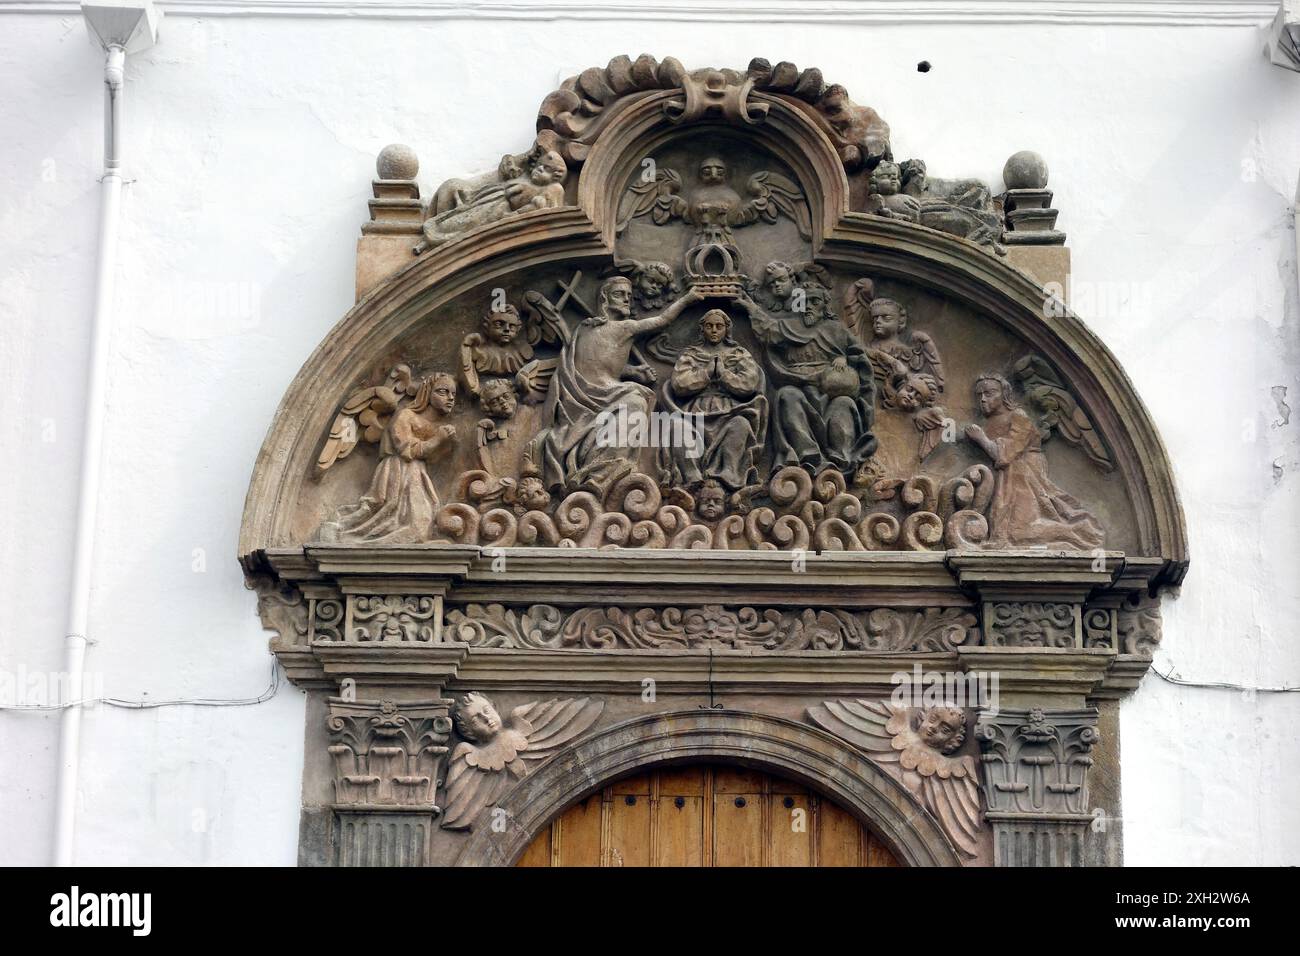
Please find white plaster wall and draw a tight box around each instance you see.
[1,2,1297,865]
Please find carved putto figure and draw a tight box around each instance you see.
[886,370,948,462]
[620,259,680,312]
[864,160,921,223]
[843,281,945,391]
[461,296,571,408]
[441,693,604,830]
[964,373,1104,550]
[899,159,1006,253]
[657,307,767,492]
[459,305,531,401]
[616,156,812,254]
[808,699,982,860]
[318,374,458,544]
[415,148,568,254]
[535,277,703,496]
[747,279,877,477]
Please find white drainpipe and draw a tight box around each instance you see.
[54,1,160,868]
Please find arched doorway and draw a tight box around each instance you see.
[516,763,901,867]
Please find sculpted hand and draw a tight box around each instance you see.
[964,424,986,443]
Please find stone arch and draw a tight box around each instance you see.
[454,709,963,867]
[238,68,1186,574]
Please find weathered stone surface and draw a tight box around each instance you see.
[241,55,1189,869]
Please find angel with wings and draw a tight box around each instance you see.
[808,698,983,860]
[616,156,812,252]
[843,282,945,391]
[315,364,421,478]
[459,293,569,408]
[441,693,604,831]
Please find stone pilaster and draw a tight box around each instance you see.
[976,706,1099,866]
[326,697,453,866]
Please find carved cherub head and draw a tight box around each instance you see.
[698,308,732,346]
[763,261,795,303]
[631,261,677,310]
[694,479,727,522]
[891,372,938,412]
[974,373,1017,417]
[899,158,928,195]
[869,297,908,340]
[479,377,518,420]
[510,475,551,513]
[869,161,903,197]
[454,692,503,743]
[599,276,634,321]
[915,706,966,755]
[699,156,728,185]
[529,150,568,186]
[416,373,457,415]
[483,306,523,345]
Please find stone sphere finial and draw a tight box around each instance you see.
[1003,150,1048,190]
[377,143,419,181]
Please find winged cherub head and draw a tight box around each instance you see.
[915,706,966,755]
[454,692,503,743]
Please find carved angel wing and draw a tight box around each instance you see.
[1012,354,1113,471]
[521,290,570,346]
[616,168,685,233]
[744,170,812,239]
[511,697,605,764]
[440,739,520,831]
[808,699,984,860]
[843,277,876,336]
[515,357,558,404]
[918,760,983,861]
[315,365,417,477]
[910,331,945,391]
[913,405,948,461]
[807,699,897,755]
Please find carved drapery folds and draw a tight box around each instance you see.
[240,52,1187,868]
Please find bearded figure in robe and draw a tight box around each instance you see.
[534,277,702,497]
[744,282,877,477]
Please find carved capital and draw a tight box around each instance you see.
[326,697,453,808]
[975,707,1098,816]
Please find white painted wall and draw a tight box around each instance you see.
[1,1,1297,865]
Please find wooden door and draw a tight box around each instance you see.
[515,763,901,867]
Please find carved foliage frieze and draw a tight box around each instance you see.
[445,603,978,652]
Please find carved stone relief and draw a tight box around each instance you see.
[441,694,604,831]
[238,53,1189,869]
[326,698,453,807]
[808,699,983,860]
[445,604,978,652]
